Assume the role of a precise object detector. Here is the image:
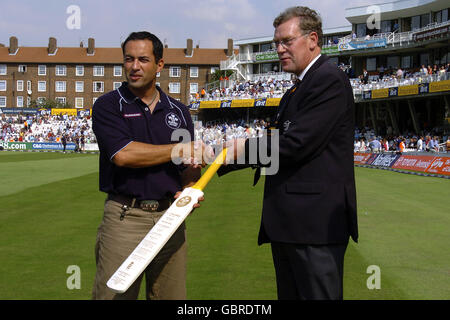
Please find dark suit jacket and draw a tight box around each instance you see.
[218,55,358,246]
[252,55,358,245]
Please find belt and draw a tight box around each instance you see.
[107,194,172,212]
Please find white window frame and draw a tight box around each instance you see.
[93,65,104,76]
[17,80,24,92]
[113,82,121,90]
[156,72,161,78]
[17,96,24,107]
[38,65,47,76]
[76,65,84,76]
[169,66,181,77]
[55,81,66,92]
[93,81,104,93]
[169,82,180,93]
[0,96,6,107]
[18,65,27,73]
[38,81,46,92]
[0,80,6,91]
[93,97,98,104]
[75,81,84,93]
[55,97,66,104]
[190,66,199,78]
[55,65,67,76]
[27,80,32,92]
[0,65,6,75]
[113,66,122,76]
[189,83,198,94]
[75,97,84,109]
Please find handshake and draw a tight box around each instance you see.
[173,138,247,168]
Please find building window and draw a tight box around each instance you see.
[169,82,180,93]
[0,80,6,91]
[0,97,6,107]
[55,81,66,92]
[114,66,122,76]
[366,57,377,71]
[211,67,219,74]
[190,67,199,78]
[55,65,67,76]
[18,65,27,73]
[17,96,23,107]
[93,81,104,92]
[0,65,6,75]
[190,83,198,94]
[401,56,412,69]
[93,97,98,104]
[55,97,66,104]
[113,82,121,90]
[75,97,84,108]
[17,80,24,91]
[76,65,84,76]
[38,65,47,76]
[93,65,104,76]
[170,66,181,77]
[156,82,160,87]
[76,81,84,92]
[156,72,160,78]
[38,81,46,92]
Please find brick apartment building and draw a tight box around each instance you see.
[0,36,235,108]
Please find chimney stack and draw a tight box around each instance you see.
[48,37,57,55]
[226,38,233,56]
[9,36,18,54]
[186,38,193,56]
[87,38,95,54]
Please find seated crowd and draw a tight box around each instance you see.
[190,63,449,103]
[191,78,295,103]
[0,113,96,147]
[354,127,449,153]
[2,113,448,154]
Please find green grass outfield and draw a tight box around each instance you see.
[0,151,449,300]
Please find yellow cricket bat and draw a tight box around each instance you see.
[107,148,227,294]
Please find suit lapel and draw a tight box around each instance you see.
[275,55,329,127]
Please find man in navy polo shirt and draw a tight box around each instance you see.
[92,31,207,299]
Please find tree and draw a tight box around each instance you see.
[29,98,73,109]
[211,69,234,82]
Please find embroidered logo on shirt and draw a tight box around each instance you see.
[166,112,181,129]
[124,113,142,118]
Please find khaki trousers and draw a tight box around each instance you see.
[92,199,187,300]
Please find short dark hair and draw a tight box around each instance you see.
[273,6,323,47]
[121,31,164,62]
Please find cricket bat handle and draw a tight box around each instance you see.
[191,147,227,191]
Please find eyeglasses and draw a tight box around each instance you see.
[271,35,303,50]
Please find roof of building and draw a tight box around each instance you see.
[0,46,238,65]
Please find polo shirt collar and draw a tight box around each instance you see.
[117,82,172,111]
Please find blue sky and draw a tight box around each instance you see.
[0,0,384,49]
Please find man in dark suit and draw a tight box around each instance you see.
[221,6,358,300]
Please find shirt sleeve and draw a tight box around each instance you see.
[92,94,133,161]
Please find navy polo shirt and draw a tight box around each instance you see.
[92,82,194,200]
